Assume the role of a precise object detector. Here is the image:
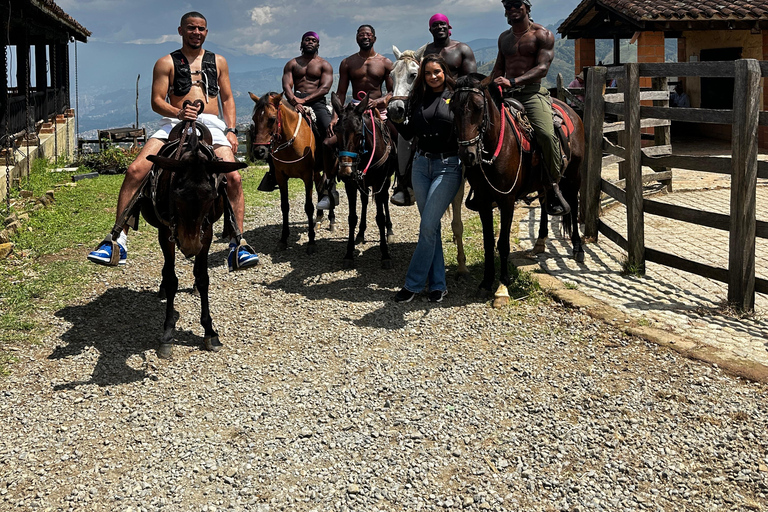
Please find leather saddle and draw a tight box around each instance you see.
[501,98,575,171]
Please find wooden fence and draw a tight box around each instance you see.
[582,59,765,312]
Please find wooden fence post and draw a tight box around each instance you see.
[728,58,760,312]
[557,73,565,103]
[623,63,645,273]
[652,76,672,192]
[582,66,606,240]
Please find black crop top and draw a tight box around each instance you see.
[395,89,457,154]
[170,49,219,98]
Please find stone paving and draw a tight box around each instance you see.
[516,162,768,369]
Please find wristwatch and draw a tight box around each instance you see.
[224,127,238,136]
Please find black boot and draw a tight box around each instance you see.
[545,182,570,216]
[257,166,278,192]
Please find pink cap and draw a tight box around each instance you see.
[429,14,451,36]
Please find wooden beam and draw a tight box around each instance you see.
[582,65,607,240]
[624,63,645,272]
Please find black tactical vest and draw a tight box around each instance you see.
[170,49,219,98]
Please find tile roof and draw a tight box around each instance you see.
[560,0,768,34]
[30,0,91,39]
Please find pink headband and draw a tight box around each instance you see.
[429,14,451,36]
[302,31,319,42]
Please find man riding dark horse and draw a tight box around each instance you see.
[317,24,395,210]
[87,11,259,270]
[258,31,334,193]
[488,0,569,215]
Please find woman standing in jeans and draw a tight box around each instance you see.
[392,55,463,303]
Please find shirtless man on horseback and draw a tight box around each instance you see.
[391,14,477,206]
[258,32,333,193]
[317,24,394,210]
[490,0,569,215]
[87,11,259,270]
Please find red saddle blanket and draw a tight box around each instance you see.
[503,102,574,159]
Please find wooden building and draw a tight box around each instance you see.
[559,0,768,145]
[1,0,90,139]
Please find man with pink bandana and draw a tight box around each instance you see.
[391,14,476,206]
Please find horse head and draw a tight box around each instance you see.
[331,93,371,178]
[388,46,422,124]
[249,91,282,160]
[147,142,246,258]
[451,73,497,168]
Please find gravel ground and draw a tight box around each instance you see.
[1,189,767,512]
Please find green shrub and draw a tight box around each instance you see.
[74,141,139,174]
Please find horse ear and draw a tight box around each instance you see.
[275,93,284,104]
[393,45,402,60]
[414,44,427,62]
[208,160,248,174]
[331,92,344,116]
[249,92,259,103]
[147,155,185,170]
[354,94,370,114]
[479,75,493,88]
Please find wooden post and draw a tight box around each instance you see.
[652,76,672,191]
[728,59,760,312]
[557,73,565,103]
[623,63,645,273]
[582,66,607,240]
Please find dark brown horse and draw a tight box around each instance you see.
[138,122,247,358]
[451,74,585,303]
[249,91,328,254]
[331,93,396,269]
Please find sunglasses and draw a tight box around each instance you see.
[503,0,524,8]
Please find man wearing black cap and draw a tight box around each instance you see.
[258,31,333,192]
[490,0,569,215]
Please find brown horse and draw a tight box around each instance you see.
[331,93,396,269]
[451,74,585,302]
[138,123,247,358]
[249,91,326,254]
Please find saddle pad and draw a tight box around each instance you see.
[503,108,532,153]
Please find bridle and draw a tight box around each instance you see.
[252,100,312,164]
[338,108,392,196]
[454,85,522,195]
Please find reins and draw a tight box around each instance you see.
[338,107,392,196]
[253,100,313,164]
[454,85,523,195]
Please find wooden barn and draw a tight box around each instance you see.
[558,0,768,146]
[1,0,90,201]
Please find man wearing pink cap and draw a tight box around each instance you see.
[391,13,477,206]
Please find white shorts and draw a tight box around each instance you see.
[150,113,231,148]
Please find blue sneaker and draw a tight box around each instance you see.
[227,242,259,272]
[87,239,127,266]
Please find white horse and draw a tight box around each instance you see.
[390,45,469,278]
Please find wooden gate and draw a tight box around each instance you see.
[582,59,767,312]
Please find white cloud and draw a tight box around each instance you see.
[126,34,179,45]
[250,7,274,26]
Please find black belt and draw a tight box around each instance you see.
[418,150,458,159]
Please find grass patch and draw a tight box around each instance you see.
[620,255,644,276]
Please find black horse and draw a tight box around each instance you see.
[135,121,247,358]
[330,94,396,269]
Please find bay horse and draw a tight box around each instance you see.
[136,113,247,358]
[331,93,396,269]
[249,92,326,254]
[389,46,469,279]
[451,74,585,302]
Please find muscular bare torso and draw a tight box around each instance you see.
[289,55,331,95]
[423,40,476,78]
[341,53,393,100]
[496,23,554,84]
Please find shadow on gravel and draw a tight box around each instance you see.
[50,288,203,390]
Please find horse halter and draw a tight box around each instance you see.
[253,101,311,164]
[338,109,391,195]
[454,87,492,158]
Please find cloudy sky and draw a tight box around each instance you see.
[58,0,581,58]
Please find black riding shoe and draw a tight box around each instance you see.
[545,182,570,217]
[258,169,278,192]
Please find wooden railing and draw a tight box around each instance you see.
[1,87,69,138]
[582,60,764,311]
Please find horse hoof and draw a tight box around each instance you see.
[342,259,354,269]
[476,287,492,299]
[157,342,173,360]
[455,270,470,282]
[492,296,510,309]
[386,234,395,244]
[277,241,288,251]
[307,244,317,255]
[204,336,223,352]
[574,250,585,263]
[381,259,393,270]
[329,222,337,233]
[158,287,166,300]
[532,240,546,255]
[354,234,365,245]
[192,283,200,297]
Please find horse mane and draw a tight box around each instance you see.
[251,91,286,117]
[399,49,419,61]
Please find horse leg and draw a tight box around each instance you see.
[278,179,290,250]
[304,176,317,255]
[194,235,221,352]
[563,177,584,263]
[355,190,368,245]
[344,181,358,268]
[533,203,548,255]
[494,204,515,308]
[478,207,496,297]
[451,179,469,279]
[375,186,392,269]
[157,230,178,359]
[328,204,336,233]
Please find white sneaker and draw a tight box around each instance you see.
[390,188,415,206]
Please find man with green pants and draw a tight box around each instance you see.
[489,0,568,215]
